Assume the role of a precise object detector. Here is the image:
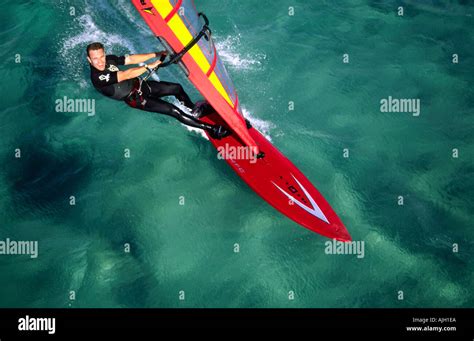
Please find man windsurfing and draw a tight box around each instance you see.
[86,42,230,139]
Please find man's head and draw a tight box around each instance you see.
[87,42,106,71]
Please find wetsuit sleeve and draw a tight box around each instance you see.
[106,55,126,66]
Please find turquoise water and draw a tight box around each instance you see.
[0,0,473,308]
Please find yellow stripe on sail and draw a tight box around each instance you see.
[151,0,234,107]
[151,0,173,19]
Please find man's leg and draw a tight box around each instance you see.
[144,80,194,108]
[139,97,219,132]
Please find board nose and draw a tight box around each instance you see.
[331,221,352,242]
[335,228,352,242]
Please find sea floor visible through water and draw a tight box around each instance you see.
[0,0,472,308]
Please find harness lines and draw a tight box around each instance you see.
[126,78,150,108]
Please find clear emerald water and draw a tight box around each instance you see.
[0,0,473,308]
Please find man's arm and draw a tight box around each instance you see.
[124,52,166,65]
[117,59,162,82]
[117,66,148,82]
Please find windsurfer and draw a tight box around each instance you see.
[86,42,230,139]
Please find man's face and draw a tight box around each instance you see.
[87,48,106,71]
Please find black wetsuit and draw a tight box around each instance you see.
[90,54,218,132]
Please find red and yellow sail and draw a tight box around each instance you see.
[131,0,259,153]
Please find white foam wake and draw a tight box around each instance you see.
[60,13,136,87]
[214,34,267,71]
[61,14,135,54]
[241,107,274,142]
